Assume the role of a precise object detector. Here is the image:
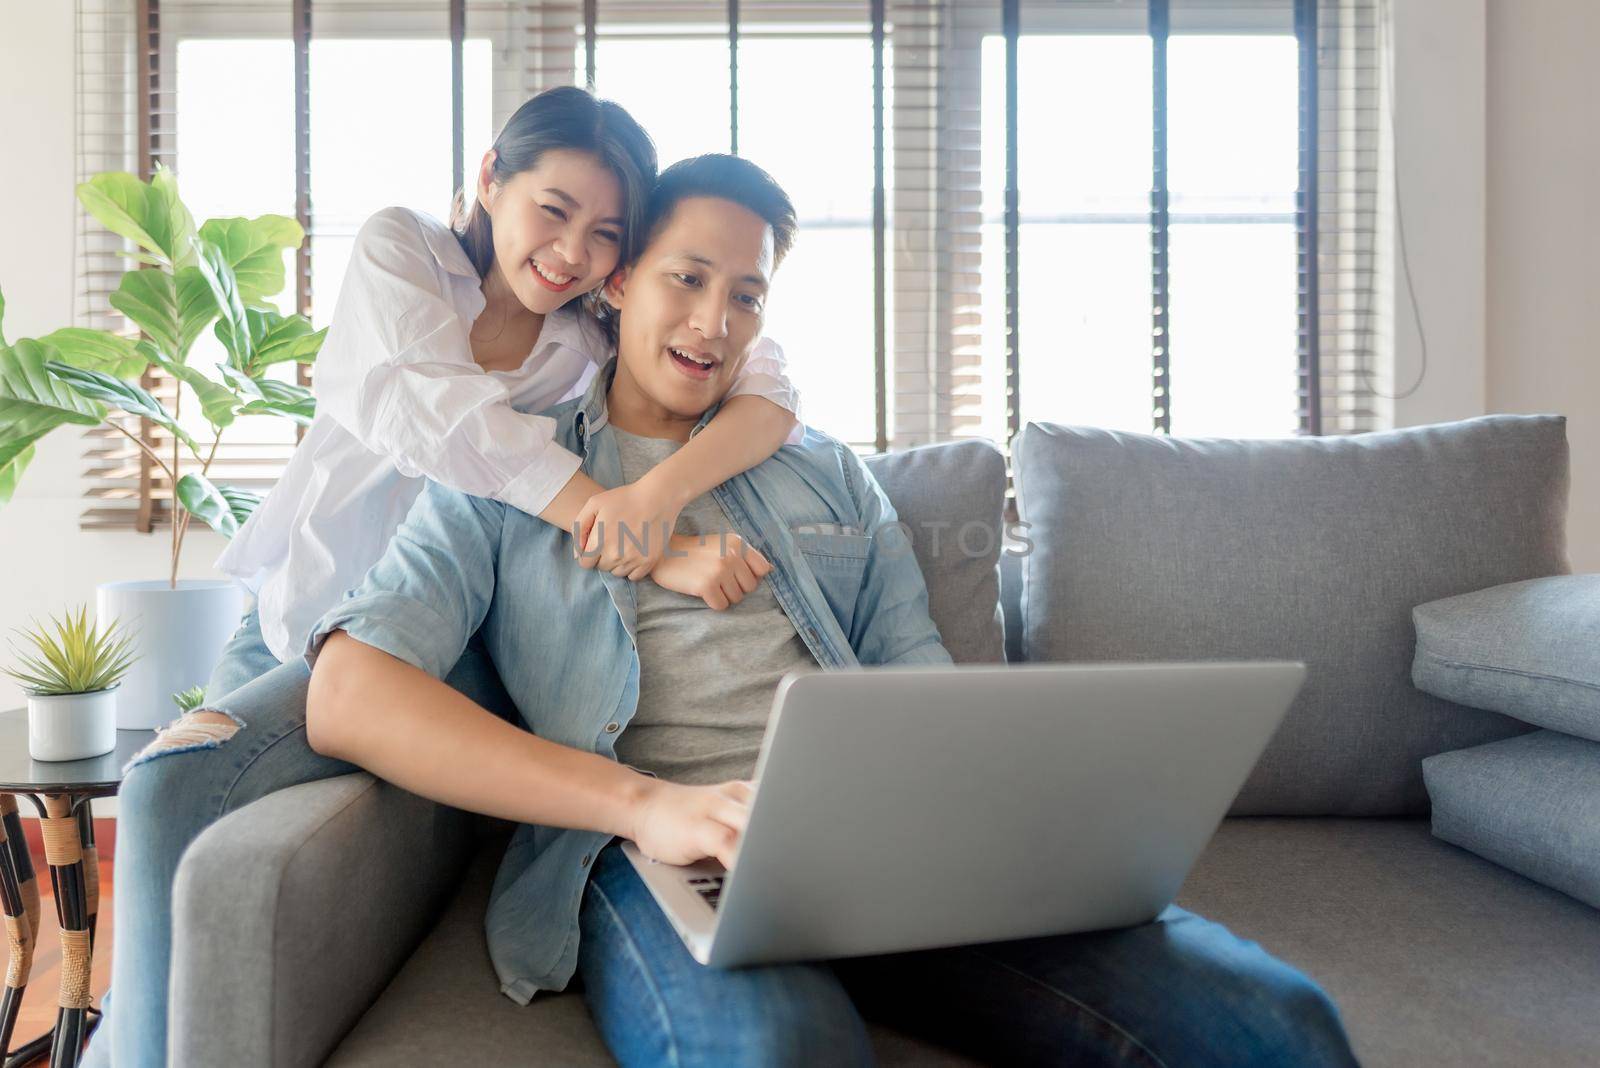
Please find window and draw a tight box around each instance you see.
[74,0,1388,529]
[981,33,1155,439]
[979,29,1302,440]
[305,36,494,323]
[1166,34,1300,438]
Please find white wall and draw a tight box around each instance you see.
[0,1,228,721]
[1483,0,1600,571]
[1384,0,1597,572]
[1388,0,1488,428]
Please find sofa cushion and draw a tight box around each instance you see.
[1013,415,1570,815]
[1177,818,1600,1067]
[1423,730,1600,909]
[865,439,1007,663]
[1413,575,1600,741]
[327,843,983,1067]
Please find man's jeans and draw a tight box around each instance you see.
[578,841,1357,1067]
[81,610,516,1068]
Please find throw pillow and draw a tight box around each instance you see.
[1413,575,1600,743]
[1424,730,1600,910]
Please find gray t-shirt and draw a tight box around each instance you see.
[609,428,817,785]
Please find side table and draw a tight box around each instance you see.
[0,709,153,1068]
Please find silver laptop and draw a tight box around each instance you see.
[622,660,1304,969]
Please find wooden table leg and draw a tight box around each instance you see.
[74,808,97,959]
[0,794,36,1059]
[74,806,100,1053]
[41,796,91,1068]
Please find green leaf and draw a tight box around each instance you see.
[0,341,105,447]
[76,174,167,262]
[151,167,198,270]
[251,312,327,369]
[172,685,207,712]
[109,270,180,359]
[3,606,137,696]
[175,267,218,360]
[115,250,167,267]
[0,286,7,347]
[0,440,37,507]
[198,215,303,304]
[237,397,315,426]
[176,473,253,537]
[37,328,148,380]
[45,360,200,457]
[219,483,263,525]
[216,362,258,396]
[193,239,252,369]
[151,352,238,429]
[236,377,316,426]
[76,169,196,270]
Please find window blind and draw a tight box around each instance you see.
[1314,0,1390,433]
[888,0,987,449]
[76,0,179,532]
[71,0,1391,531]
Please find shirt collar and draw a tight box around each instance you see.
[414,210,481,280]
[537,301,609,360]
[575,357,721,450]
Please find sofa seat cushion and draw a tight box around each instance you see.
[1177,818,1600,1067]
[1413,574,1600,741]
[327,843,982,1067]
[1424,730,1600,909]
[1013,415,1570,815]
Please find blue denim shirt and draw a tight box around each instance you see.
[308,359,950,1003]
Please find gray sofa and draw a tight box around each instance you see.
[169,415,1600,1066]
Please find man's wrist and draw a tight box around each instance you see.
[641,465,695,513]
[608,766,659,841]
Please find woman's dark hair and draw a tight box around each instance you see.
[449,86,657,308]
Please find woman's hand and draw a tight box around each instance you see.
[652,533,774,610]
[627,777,754,870]
[574,476,686,580]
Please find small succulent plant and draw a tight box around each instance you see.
[5,606,137,697]
[172,685,207,712]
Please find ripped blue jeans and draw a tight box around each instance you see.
[81,608,516,1068]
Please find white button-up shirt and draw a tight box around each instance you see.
[217,206,803,663]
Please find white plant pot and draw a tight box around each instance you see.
[28,689,119,762]
[96,579,244,730]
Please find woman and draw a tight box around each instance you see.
[83,87,800,1067]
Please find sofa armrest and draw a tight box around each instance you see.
[169,771,478,1068]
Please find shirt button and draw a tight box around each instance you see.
[581,853,592,867]
[604,722,619,733]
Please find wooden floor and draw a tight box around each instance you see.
[6,855,114,1064]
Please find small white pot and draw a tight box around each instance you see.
[97,579,244,730]
[28,689,119,762]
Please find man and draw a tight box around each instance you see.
[306,155,1356,1067]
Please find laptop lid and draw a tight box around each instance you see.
[700,661,1303,968]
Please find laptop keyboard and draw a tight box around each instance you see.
[688,875,725,910]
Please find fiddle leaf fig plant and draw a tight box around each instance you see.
[0,165,328,585]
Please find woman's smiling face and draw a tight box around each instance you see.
[478,147,626,315]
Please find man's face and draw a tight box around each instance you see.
[606,196,774,420]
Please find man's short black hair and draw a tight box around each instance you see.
[638,154,797,269]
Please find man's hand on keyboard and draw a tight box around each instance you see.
[627,777,753,870]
